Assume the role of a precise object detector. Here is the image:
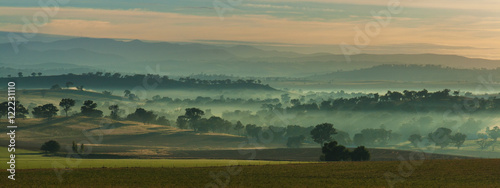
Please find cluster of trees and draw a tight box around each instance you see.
[15,72,42,78]
[407,127,469,149]
[5,72,274,90]
[41,140,60,153]
[321,142,370,161]
[307,123,370,161]
[259,89,500,113]
[176,108,233,133]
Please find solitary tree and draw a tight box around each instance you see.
[310,123,337,146]
[59,98,75,117]
[41,140,60,153]
[408,134,422,148]
[108,105,120,120]
[18,72,23,77]
[450,133,467,149]
[31,72,36,77]
[428,127,452,149]
[72,141,78,153]
[486,126,500,141]
[32,104,59,119]
[37,72,42,77]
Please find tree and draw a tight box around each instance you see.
[486,126,500,141]
[17,72,23,77]
[351,146,370,161]
[286,135,305,148]
[408,134,422,148]
[310,123,337,145]
[80,143,85,153]
[176,116,189,129]
[124,90,131,97]
[80,100,103,117]
[32,104,59,119]
[428,127,452,149]
[108,105,120,120]
[127,108,157,124]
[155,116,170,126]
[102,91,112,96]
[450,133,467,149]
[65,82,73,89]
[72,141,78,154]
[245,124,262,138]
[321,141,350,161]
[182,108,204,132]
[50,84,62,90]
[76,85,84,91]
[0,101,29,118]
[38,72,42,77]
[476,139,495,150]
[31,72,36,77]
[234,121,244,135]
[59,98,75,117]
[41,140,60,153]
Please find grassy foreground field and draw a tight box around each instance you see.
[1,159,499,187]
[0,147,304,169]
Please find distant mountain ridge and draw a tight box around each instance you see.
[1,36,499,77]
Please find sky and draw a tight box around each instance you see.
[0,0,499,59]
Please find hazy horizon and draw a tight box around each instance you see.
[1,0,499,60]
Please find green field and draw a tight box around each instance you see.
[1,159,499,187]
[0,147,305,169]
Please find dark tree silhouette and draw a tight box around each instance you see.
[486,126,500,141]
[17,72,23,77]
[80,100,103,117]
[176,116,189,129]
[450,133,467,149]
[108,105,120,120]
[127,108,157,124]
[428,127,452,149]
[408,134,422,148]
[32,104,59,119]
[0,101,29,118]
[321,141,350,161]
[41,140,60,153]
[234,121,244,135]
[310,123,337,145]
[351,146,370,161]
[50,84,62,90]
[59,98,75,117]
